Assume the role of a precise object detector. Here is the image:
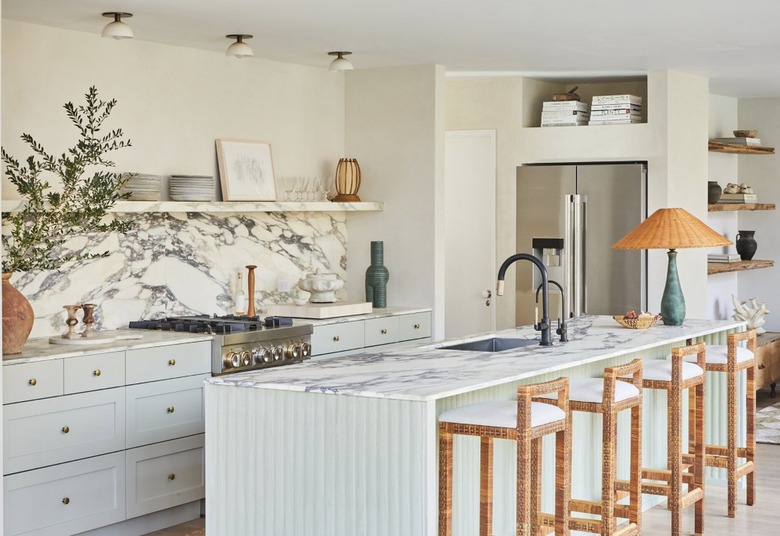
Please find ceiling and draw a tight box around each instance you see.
[4,0,780,98]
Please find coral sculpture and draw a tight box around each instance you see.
[731,295,770,334]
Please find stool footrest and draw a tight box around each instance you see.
[736,461,756,479]
[680,488,705,510]
[637,469,696,486]
[706,445,748,458]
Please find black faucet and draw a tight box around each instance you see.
[536,280,568,343]
[496,253,552,346]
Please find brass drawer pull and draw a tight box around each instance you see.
[167,406,175,414]
[333,335,340,342]
[381,329,388,335]
[93,369,102,377]
[414,323,421,329]
[758,363,766,370]
[62,497,70,505]
[168,359,176,366]
[62,426,70,434]
[168,473,176,480]
[28,378,37,386]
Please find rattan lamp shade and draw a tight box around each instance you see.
[612,208,731,250]
[333,158,361,202]
[612,208,731,326]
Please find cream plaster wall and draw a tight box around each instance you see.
[344,65,444,337]
[735,97,780,331]
[445,70,712,327]
[2,20,345,200]
[706,94,740,321]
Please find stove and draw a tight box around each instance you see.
[129,315,313,376]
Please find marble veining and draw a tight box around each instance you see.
[6,211,347,339]
[208,316,744,401]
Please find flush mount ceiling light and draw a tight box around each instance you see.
[328,51,353,72]
[101,12,134,39]
[226,34,254,58]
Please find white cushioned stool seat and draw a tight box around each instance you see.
[439,400,566,429]
[540,377,639,404]
[638,359,703,381]
[682,344,754,365]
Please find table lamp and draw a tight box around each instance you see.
[612,208,731,325]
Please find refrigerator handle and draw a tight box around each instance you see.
[564,194,575,318]
[572,194,585,316]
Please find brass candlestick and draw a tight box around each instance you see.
[81,303,96,337]
[246,265,257,317]
[63,305,82,339]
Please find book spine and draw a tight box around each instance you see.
[588,119,643,125]
[592,95,642,105]
[591,103,643,111]
[541,122,588,127]
[713,137,761,145]
[542,101,589,110]
[541,110,590,118]
[590,109,642,117]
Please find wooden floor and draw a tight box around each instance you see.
[146,389,780,535]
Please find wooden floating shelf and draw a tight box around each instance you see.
[707,259,774,275]
[708,202,776,212]
[708,140,775,154]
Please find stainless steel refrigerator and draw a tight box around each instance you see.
[515,162,647,326]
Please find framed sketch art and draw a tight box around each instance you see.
[215,139,277,201]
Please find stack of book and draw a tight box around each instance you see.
[708,253,742,263]
[589,95,643,125]
[541,100,589,127]
[719,192,758,203]
[712,136,762,146]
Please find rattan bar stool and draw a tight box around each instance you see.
[683,330,756,518]
[438,377,570,536]
[635,342,706,536]
[548,359,643,536]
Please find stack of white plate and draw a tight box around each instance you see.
[169,175,216,201]
[120,173,162,201]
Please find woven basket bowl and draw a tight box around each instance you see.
[613,315,661,329]
[733,129,758,138]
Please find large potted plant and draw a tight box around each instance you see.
[2,86,133,354]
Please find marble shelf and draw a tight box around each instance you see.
[0,200,383,214]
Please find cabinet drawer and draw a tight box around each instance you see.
[126,341,211,384]
[126,434,205,519]
[312,321,365,356]
[364,316,400,347]
[4,389,125,475]
[3,360,63,404]
[64,351,125,394]
[4,451,125,536]
[399,312,432,341]
[126,375,207,448]
[755,338,780,389]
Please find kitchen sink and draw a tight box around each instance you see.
[438,337,539,352]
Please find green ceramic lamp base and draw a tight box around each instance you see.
[661,249,686,326]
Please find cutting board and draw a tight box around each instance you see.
[269,301,373,319]
[49,333,144,346]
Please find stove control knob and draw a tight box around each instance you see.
[222,352,237,369]
[285,344,302,360]
[230,352,242,368]
[252,348,263,364]
[272,346,284,362]
[262,348,274,363]
[300,342,312,358]
[240,350,252,367]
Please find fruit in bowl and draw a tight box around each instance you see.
[613,311,661,329]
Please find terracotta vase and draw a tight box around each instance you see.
[2,273,34,355]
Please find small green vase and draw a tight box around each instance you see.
[365,241,389,308]
[661,250,686,326]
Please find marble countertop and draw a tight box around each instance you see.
[298,306,431,326]
[2,330,213,365]
[207,315,743,401]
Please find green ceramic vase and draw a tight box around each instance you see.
[661,250,685,326]
[365,241,389,308]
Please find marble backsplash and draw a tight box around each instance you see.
[7,211,347,339]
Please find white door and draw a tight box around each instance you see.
[444,130,497,338]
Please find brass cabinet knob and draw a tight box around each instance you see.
[414,323,421,329]
[93,369,101,377]
[62,426,70,434]
[167,406,175,414]
[62,497,70,505]
[168,359,176,366]
[168,473,176,480]
[333,335,340,342]
[28,378,37,386]
[381,328,388,335]
[758,363,766,370]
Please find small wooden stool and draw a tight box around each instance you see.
[684,330,756,517]
[438,377,570,536]
[639,343,706,536]
[557,359,643,536]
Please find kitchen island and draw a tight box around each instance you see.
[205,316,744,536]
